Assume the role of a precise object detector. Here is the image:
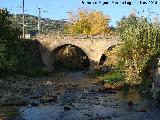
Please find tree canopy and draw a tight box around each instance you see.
[65,9,111,35]
[0,9,21,72]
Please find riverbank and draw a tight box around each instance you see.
[0,72,160,120]
[0,73,65,107]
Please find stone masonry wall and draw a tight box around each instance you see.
[35,35,120,72]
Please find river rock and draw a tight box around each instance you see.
[106,116,112,119]
[0,97,29,106]
[127,101,133,106]
[64,106,71,111]
[30,101,39,106]
[97,87,106,93]
[137,108,148,112]
[31,92,43,99]
[40,95,57,103]
[97,87,116,94]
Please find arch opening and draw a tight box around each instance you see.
[98,45,118,73]
[51,44,90,71]
[99,45,117,66]
[99,54,108,65]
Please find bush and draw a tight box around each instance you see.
[101,71,124,84]
[117,14,160,85]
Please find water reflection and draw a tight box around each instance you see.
[117,89,144,103]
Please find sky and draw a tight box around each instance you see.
[0,0,160,27]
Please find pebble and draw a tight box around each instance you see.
[64,106,71,111]
[40,95,57,103]
[30,101,39,106]
[127,101,133,106]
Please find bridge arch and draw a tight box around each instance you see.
[36,35,120,72]
[99,44,119,64]
[50,44,90,71]
[98,45,119,73]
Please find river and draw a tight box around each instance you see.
[0,71,160,120]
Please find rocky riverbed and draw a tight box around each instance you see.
[0,71,160,120]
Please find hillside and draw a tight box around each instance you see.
[11,14,67,34]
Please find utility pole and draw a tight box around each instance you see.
[14,10,17,21]
[22,0,25,38]
[67,11,71,22]
[37,7,42,34]
[37,8,47,34]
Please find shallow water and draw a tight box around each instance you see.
[1,71,160,120]
[0,106,19,120]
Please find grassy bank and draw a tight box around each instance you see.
[98,71,126,89]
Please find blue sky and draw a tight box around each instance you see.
[0,0,160,27]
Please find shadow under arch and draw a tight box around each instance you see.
[99,45,117,65]
[51,44,90,71]
[98,45,118,73]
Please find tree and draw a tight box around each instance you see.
[65,9,111,35]
[0,8,20,73]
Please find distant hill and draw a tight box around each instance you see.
[11,14,67,34]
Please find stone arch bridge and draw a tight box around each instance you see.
[35,35,120,72]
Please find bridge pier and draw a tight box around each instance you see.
[88,60,98,73]
[87,54,101,73]
[39,44,54,72]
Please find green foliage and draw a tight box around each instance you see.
[117,14,160,85]
[101,71,124,84]
[0,9,44,76]
[10,14,66,34]
[0,8,21,73]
